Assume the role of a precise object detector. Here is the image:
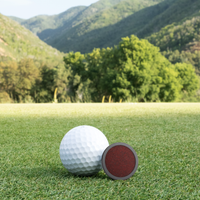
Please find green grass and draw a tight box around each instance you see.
[0,103,200,199]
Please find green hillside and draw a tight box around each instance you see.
[0,14,64,65]
[42,0,164,53]
[20,6,86,37]
[146,17,200,52]
[8,16,25,23]
[9,0,200,56]
[49,0,200,54]
[9,0,162,53]
[14,0,126,42]
[145,14,200,75]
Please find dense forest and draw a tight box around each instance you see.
[1,35,199,103]
[0,58,69,103]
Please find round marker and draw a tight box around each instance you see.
[101,143,138,180]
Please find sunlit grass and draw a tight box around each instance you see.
[0,103,200,199]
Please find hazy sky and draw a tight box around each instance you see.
[0,0,99,19]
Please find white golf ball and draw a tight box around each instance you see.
[59,125,109,175]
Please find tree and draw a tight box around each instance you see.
[54,64,71,102]
[15,58,40,102]
[0,61,18,101]
[110,35,181,102]
[33,64,56,103]
[174,63,199,95]
[63,52,86,102]
[85,47,114,101]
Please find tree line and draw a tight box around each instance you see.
[0,59,70,103]
[0,35,199,103]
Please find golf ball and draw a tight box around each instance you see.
[59,125,109,175]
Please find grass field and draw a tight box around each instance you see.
[0,103,200,199]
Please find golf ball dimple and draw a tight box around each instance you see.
[59,125,109,175]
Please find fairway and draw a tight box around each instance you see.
[1,103,200,199]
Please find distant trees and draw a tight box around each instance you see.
[0,58,71,103]
[64,52,87,102]
[173,63,199,95]
[146,17,200,52]
[0,35,199,103]
[0,61,18,102]
[63,35,199,102]
[146,16,200,76]
[33,64,55,103]
[162,50,200,76]
[16,59,40,101]
[110,36,181,102]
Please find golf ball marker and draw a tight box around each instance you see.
[102,143,138,180]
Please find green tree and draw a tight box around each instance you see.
[33,64,56,103]
[16,58,40,102]
[63,52,86,102]
[0,61,19,101]
[85,48,111,101]
[54,64,71,102]
[174,63,199,95]
[110,35,181,102]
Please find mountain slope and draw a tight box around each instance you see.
[8,0,200,57]
[145,15,200,75]
[20,6,87,36]
[8,16,25,23]
[9,0,164,53]
[53,0,200,54]
[13,0,126,40]
[137,0,200,38]
[146,16,200,52]
[0,14,64,64]
[70,0,126,21]
[43,0,165,53]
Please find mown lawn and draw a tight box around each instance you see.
[0,103,200,199]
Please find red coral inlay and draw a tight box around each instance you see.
[105,145,135,177]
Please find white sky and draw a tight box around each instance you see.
[0,0,99,19]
